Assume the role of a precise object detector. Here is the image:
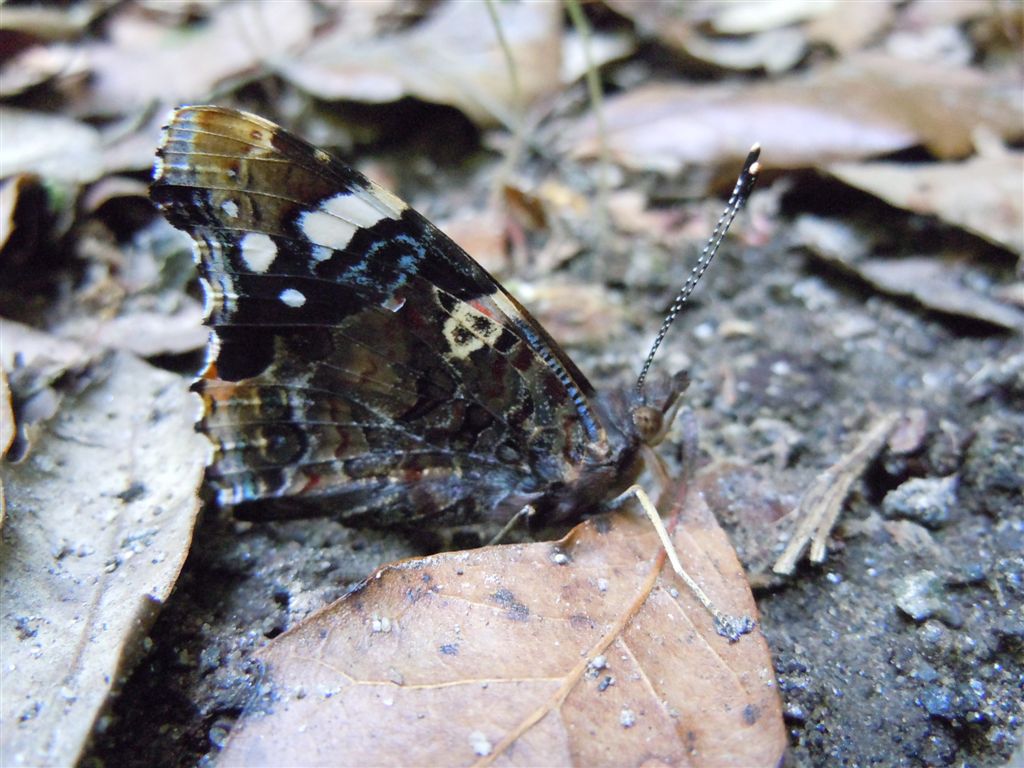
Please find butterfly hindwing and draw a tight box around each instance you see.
[152,106,633,526]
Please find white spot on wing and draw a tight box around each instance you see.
[310,245,333,262]
[221,199,239,218]
[239,232,277,273]
[298,189,407,252]
[279,288,307,308]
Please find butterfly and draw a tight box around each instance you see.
[151,106,759,636]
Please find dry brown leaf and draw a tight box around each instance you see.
[856,258,1024,331]
[605,0,808,72]
[77,1,314,115]
[0,108,103,185]
[0,352,207,766]
[511,280,629,349]
[565,53,1021,174]
[0,44,88,98]
[795,216,1024,331]
[828,154,1024,256]
[277,2,561,127]
[55,304,207,358]
[803,1,895,53]
[218,489,785,767]
[438,208,511,277]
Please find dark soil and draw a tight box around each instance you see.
[80,108,1022,768]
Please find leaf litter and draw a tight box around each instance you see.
[3,0,1022,765]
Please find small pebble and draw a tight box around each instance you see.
[895,571,962,627]
[882,476,958,529]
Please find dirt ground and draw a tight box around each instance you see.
[79,155,1023,767]
[1,3,1021,767]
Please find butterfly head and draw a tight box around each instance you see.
[630,370,690,447]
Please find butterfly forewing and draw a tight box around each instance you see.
[152,106,635,526]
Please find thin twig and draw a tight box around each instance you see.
[773,412,901,576]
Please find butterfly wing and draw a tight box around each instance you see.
[152,106,630,526]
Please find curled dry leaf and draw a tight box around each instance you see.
[0,2,100,40]
[1,364,12,525]
[0,44,88,99]
[828,154,1024,256]
[794,216,1024,332]
[219,489,785,767]
[561,31,636,85]
[0,175,25,252]
[854,257,1024,332]
[0,108,103,185]
[605,0,811,73]
[0,352,206,766]
[0,321,98,461]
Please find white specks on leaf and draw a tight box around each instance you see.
[469,730,493,757]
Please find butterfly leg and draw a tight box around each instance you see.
[611,485,754,642]
[487,504,536,547]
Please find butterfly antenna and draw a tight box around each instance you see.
[635,144,761,398]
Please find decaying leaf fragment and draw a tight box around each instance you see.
[219,489,785,767]
[828,153,1024,256]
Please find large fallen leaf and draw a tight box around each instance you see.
[75,1,314,116]
[218,489,785,766]
[564,53,1022,174]
[0,351,207,766]
[828,153,1024,256]
[609,0,898,66]
[55,304,207,358]
[794,217,1024,331]
[854,258,1024,331]
[276,1,561,127]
